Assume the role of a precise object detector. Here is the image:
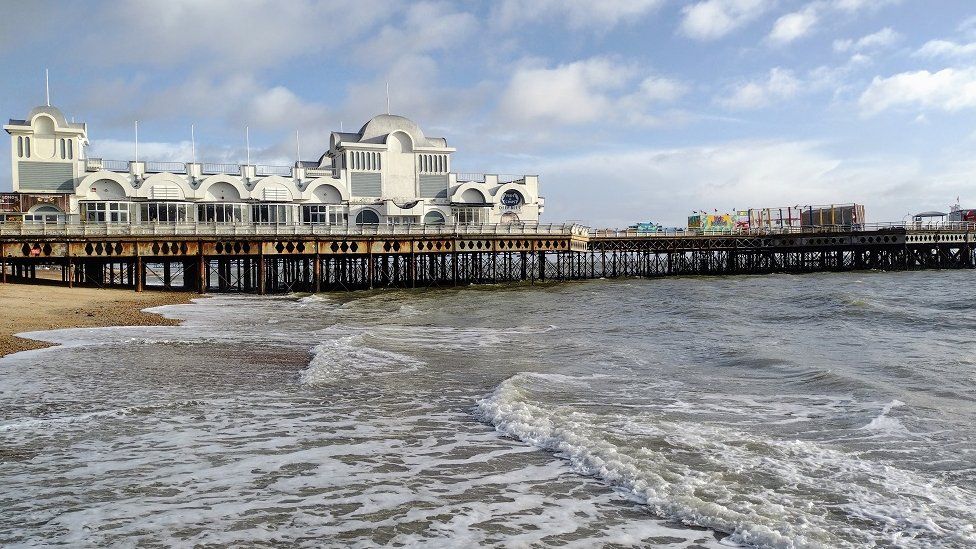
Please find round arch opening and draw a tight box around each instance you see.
[356,209,380,225]
[460,188,487,204]
[501,212,521,224]
[205,182,242,202]
[423,211,446,225]
[90,179,127,200]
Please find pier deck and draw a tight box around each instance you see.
[1,223,972,293]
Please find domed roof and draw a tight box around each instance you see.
[358,114,428,145]
[8,105,86,131]
[27,105,69,127]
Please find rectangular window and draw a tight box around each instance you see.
[454,207,487,224]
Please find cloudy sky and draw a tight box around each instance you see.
[1,0,975,227]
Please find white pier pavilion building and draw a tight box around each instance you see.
[2,104,543,227]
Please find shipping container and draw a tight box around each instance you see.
[800,204,865,227]
[688,213,735,231]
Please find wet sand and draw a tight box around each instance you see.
[0,284,195,357]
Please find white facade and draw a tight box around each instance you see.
[3,107,544,226]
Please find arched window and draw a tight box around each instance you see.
[68,139,73,159]
[17,136,23,158]
[60,139,65,159]
[376,153,381,170]
[424,211,445,224]
[25,137,30,158]
[355,209,379,225]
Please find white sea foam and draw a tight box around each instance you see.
[296,294,329,307]
[476,374,976,549]
[861,400,909,435]
[300,334,426,386]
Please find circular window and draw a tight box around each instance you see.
[501,190,524,207]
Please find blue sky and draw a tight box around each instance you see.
[2,0,975,227]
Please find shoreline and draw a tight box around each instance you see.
[0,284,197,358]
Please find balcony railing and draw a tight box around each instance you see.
[202,163,240,175]
[255,165,293,177]
[454,173,527,184]
[454,172,486,183]
[145,161,187,174]
[102,159,130,172]
[0,221,584,238]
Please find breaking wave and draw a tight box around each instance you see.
[476,373,976,549]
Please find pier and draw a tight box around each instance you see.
[1,222,973,293]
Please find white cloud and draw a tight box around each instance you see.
[830,0,900,12]
[679,0,771,41]
[357,2,478,65]
[915,39,976,59]
[768,6,820,44]
[83,0,389,70]
[88,139,193,163]
[767,0,900,45]
[535,140,924,227]
[496,57,686,127]
[718,68,800,110]
[494,0,664,30]
[833,27,901,53]
[859,67,976,115]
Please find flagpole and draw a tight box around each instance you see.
[134,120,139,163]
[191,124,196,164]
[45,69,50,106]
[245,125,250,165]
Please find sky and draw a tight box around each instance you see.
[1,0,975,227]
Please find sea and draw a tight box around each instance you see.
[1,270,975,548]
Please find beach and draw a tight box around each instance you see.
[0,284,194,357]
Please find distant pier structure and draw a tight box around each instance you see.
[0,223,972,293]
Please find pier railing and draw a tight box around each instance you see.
[589,222,976,238]
[0,222,585,238]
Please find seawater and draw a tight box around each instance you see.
[2,271,975,548]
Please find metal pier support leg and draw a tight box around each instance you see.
[134,257,143,292]
[197,252,207,294]
[257,252,266,295]
[313,253,321,293]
